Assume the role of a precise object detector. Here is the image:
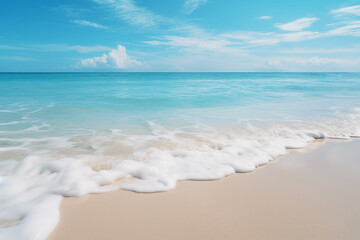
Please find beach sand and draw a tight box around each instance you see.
[49,140,360,240]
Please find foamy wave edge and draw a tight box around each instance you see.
[1,110,360,240]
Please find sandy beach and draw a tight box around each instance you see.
[48,140,360,240]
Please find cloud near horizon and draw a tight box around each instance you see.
[81,45,141,69]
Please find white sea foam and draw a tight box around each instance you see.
[1,109,360,240]
[0,121,23,126]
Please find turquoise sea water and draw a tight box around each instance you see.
[1,73,360,133]
[1,73,360,239]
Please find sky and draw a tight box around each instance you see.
[1,0,360,72]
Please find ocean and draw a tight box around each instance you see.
[1,72,360,239]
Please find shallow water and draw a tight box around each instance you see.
[1,72,360,239]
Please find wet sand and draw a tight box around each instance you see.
[49,140,360,240]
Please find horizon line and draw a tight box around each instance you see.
[1,71,360,74]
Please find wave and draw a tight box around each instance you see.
[1,109,360,239]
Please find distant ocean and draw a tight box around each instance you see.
[1,72,360,239]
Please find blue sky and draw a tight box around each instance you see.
[1,0,360,71]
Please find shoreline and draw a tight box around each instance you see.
[49,139,360,240]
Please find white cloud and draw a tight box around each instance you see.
[143,52,360,72]
[277,47,360,54]
[52,5,87,18]
[184,0,207,14]
[145,36,232,51]
[331,5,360,16]
[325,21,360,37]
[81,45,141,69]
[72,20,108,29]
[221,31,320,46]
[279,31,319,42]
[264,56,360,71]
[276,17,319,31]
[145,31,323,56]
[81,54,108,67]
[257,16,272,20]
[93,0,161,27]
[92,0,209,38]
[9,2,360,72]
[143,13,359,57]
